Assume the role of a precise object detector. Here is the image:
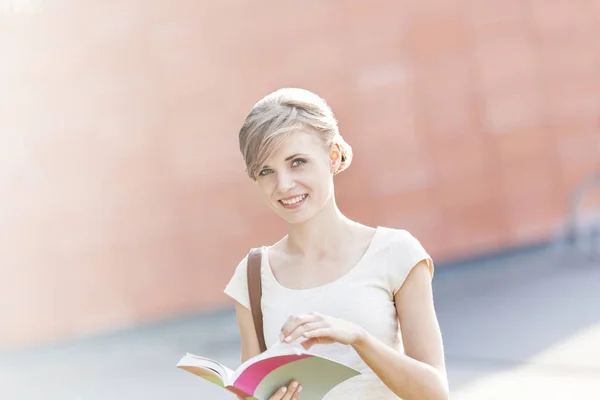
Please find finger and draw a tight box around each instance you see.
[280,314,317,339]
[269,386,289,400]
[302,328,332,340]
[284,321,324,343]
[279,315,300,340]
[292,383,303,399]
[282,380,301,400]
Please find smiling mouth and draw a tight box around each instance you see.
[278,194,308,207]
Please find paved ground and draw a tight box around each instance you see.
[1,243,599,399]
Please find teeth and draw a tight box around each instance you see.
[281,194,306,205]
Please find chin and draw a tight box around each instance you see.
[283,206,330,225]
[277,210,311,225]
[274,206,318,225]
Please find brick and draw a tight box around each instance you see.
[491,130,561,199]
[344,0,408,40]
[495,151,565,244]
[278,37,350,82]
[438,200,510,259]
[556,132,600,194]
[556,132,600,169]
[593,0,600,17]
[405,14,469,63]
[197,1,346,49]
[550,116,600,141]
[504,186,566,243]
[528,0,595,36]
[402,0,464,16]
[350,79,421,153]
[559,165,595,207]
[422,97,480,143]
[414,54,472,97]
[473,33,538,96]
[413,54,480,142]
[365,143,436,196]
[491,128,557,167]
[542,79,600,124]
[352,59,409,94]
[464,0,526,34]
[430,134,492,185]
[537,39,599,83]
[481,87,543,134]
[498,156,561,200]
[352,116,422,157]
[437,170,497,211]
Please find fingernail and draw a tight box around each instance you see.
[292,381,298,388]
[298,385,303,392]
[281,387,287,393]
[284,336,291,342]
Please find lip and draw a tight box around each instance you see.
[278,194,308,209]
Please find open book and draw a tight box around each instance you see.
[176,341,360,399]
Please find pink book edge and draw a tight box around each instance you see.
[232,354,312,395]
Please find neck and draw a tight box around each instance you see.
[283,197,355,257]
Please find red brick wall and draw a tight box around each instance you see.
[1,1,599,349]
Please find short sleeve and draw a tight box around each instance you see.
[387,229,434,295]
[223,255,251,310]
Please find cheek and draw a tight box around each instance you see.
[305,167,334,195]
[307,158,333,178]
[257,179,275,197]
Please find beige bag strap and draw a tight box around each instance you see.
[247,248,267,353]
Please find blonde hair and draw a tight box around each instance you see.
[238,88,353,180]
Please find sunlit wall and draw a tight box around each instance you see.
[1,0,599,350]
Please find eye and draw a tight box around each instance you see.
[291,158,306,168]
[258,168,273,177]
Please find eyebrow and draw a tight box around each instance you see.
[261,154,306,169]
[284,153,303,161]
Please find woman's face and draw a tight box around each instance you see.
[256,130,340,224]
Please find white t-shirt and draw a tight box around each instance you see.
[223,226,434,399]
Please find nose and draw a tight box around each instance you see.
[276,171,296,193]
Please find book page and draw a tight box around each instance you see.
[176,353,235,385]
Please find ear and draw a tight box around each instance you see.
[329,143,342,173]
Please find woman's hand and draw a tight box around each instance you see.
[237,380,302,400]
[280,312,366,349]
[269,380,302,399]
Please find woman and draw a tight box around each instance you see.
[224,88,448,400]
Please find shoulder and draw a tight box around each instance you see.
[233,246,266,271]
[376,227,434,291]
[224,246,270,309]
[377,226,427,252]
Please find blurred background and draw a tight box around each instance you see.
[1,0,599,399]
